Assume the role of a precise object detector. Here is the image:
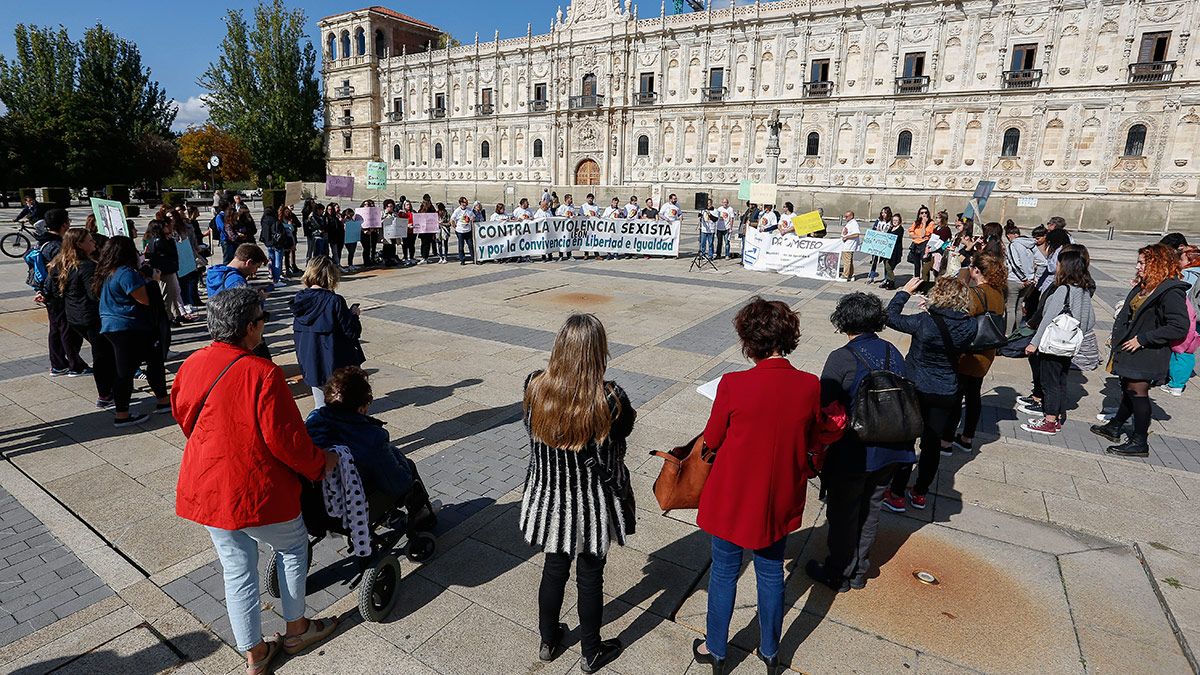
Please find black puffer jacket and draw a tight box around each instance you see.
[45,260,101,327]
[886,291,978,395]
[1110,279,1190,382]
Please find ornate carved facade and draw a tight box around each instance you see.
[320,0,1200,199]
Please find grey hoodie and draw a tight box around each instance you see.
[1006,236,1046,284]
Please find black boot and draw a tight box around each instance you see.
[538,622,566,662]
[805,560,850,593]
[581,638,623,673]
[1089,422,1124,444]
[1106,435,1149,457]
[692,638,725,675]
[758,650,783,675]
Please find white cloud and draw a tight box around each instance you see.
[170,96,209,132]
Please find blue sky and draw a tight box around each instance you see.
[0,0,736,130]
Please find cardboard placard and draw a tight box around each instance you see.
[737,179,752,200]
[366,162,387,189]
[359,206,382,229]
[747,182,778,205]
[860,229,899,258]
[791,211,826,236]
[411,212,440,234]
[90,198,127,237]
[325,175,354,198]
[344,219,362,244]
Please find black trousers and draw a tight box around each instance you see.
[823,466,895,584]
[715,230,727,257]
[944,374,984,441]
[891,391,959,496]
[47,307,87,372]
[1039,353,1073,418]
[1029,353,1044,399]
[539,551,606,660]
[105,329,167,414]
[70,323,115,399]
[402,233,416,260]
[419,233,436,259]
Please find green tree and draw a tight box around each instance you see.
[200,0,323,187]
[0,25,76,186]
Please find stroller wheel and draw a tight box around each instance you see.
[265,542,314,599]
[358,554,401,622]
[406,532,436,563]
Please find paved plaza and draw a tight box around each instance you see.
[0,207,1198,674]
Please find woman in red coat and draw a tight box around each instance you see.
[173,287,339,674]
[693,297,843,675]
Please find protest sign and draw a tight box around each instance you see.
[748,183,778,205]
[473,217,680,262]
[176,238,197,278]
[791,211,826,236]
[383,216,406,240]
[737,180,752,200]
[412,213,439,234]
[741,226,843,280]
[366,162,388,189]
[344,219,362,244]
[359,206,382,229]
[90,198,127,237]
[964,180,996,220]
[861,230,898,258]
[284,181,304,206]
[325,175,354,198]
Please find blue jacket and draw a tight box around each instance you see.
[886,292,978,395]
[205,265,245,298]
[305,406,414,500]
[290,287,364,387]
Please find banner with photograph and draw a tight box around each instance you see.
[473,217,681,262]
[90,198,127,237]
[741,226,844,280]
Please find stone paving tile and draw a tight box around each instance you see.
[696,361,747,382]
[0,485,114,648]
[656,295,796,356]
[561,265,768,292]
[0,354,54,383]
[366,266,540,302]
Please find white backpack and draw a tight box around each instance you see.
[1038,288,1084,357]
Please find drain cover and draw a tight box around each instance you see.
[913,570,939,585]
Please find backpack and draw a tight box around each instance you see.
[24,244,49,291]
[1171,293,1200,355]
[1037,288,1083,357]
[846,347,924,444]
[967,286,1009,351]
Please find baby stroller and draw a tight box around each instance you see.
[265,455,438,622]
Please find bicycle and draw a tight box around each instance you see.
[1,221,40,258]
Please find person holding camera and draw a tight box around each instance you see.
[290,256,365,410]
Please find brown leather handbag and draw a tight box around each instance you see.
[649,434,716,513]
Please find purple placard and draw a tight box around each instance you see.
[359,206,382,229]
[412,212,440,234]
[325,175,355,198]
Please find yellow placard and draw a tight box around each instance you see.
[747,182,777,205]
[791,211,825,236]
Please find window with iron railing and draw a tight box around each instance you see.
[569,94,604,110]
[1130,32,1175,83]
[803,81,832,97]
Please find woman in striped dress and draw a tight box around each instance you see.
[520,313,636,674]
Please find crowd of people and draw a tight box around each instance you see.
[12,188,1200,673]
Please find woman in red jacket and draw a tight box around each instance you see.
[693,297,842,675]
[173,287,339,674]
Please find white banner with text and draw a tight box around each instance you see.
[741,226,845,280]
[473,217,681,261]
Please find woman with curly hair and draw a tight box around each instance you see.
[1091,244,1192,456]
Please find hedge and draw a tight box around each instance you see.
[105,184,130,204]
[161,191,187,208]
[262,189,287,213]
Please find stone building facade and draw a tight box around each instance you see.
[319,0,1200,227]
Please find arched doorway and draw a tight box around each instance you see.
[575,158,600,185]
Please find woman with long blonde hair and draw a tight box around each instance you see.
[520,313,634,674]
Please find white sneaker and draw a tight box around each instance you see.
[1096,411,1116,422]
[1160,385,1184,397]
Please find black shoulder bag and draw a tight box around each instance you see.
[967,286,1009,351]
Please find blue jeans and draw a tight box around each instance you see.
[310,236,329,259]
[699,231,715,257]
[457,232,474,262]
[221,240,237,264]
[1168,351,1195,389]
[706,535,786,661]
[206,515,309,652]
[267,247,283,283]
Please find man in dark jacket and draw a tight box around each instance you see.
[13,195,48,225]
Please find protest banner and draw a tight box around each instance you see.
[412,212,439,234]
[344,219,362,244]
[860,229,898,258]
[366,162,388,189]
[176,238,197,278]
[741,226,843,280]
[748,183,778,205]
[791,211,826,236]
[473,217,680,262]
[325,175,354,198]
[90,198,127,237]
[964,180,995,220]
[737,180,752,201]
[383,216,406,240]
[359,206,382,229]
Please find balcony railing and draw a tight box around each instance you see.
[1128,61,1176,84]
[701,86,727,102]
[1003,69,1043,89]
[529,99,549,112]
[895,75,930,94]
[333,85,355,99]
[386,111,403,122]
[337,116,354,126]
[635,91,658,105]
[569,94,604,110]
[474,103,495,116]
[429,107,446,119]
[803,81,833,98]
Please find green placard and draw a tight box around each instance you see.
[737,179,752,200]
[366,161,388,189]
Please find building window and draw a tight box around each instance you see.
[639,72,655,93]
[637,135,649,156]
[340,31,350,59]
[805,132,820,156]
[354,28,366,56]
[374,29,386,57]
[1138,31,1172,62]
[708,67,725,90]
[480,140,490,159]
[1001,127,1021,157]
[1011,44,1037,71]
[533,139,543,158]
[896,130,913,157]
[1124,124,1147,156]
[392,144,401,160]
[809,59,830,82]
[327,33,336,59]
[903,53,926,77]
[342,133,352,151]
[582,73,597,97]
[392,98,402,113]
[534,82,547,101]
[434,142,443,160]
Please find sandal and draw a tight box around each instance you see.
[282,617,339,656]
[246,637,282,675]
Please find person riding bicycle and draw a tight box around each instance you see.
[14,196,49,229]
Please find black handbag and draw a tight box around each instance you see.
[999,327,1035,358]
[967,287,1009,351]
[847,348,923,444]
